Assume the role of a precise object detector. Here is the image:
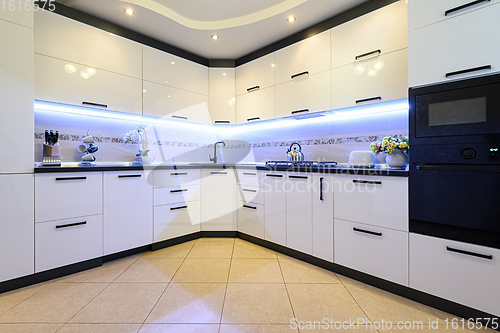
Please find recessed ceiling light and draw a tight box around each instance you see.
[287,16,296,23]
[271,64,275,67]
[222,73,226,76]
[171,62,175,65]
[125,8,134,15]
[211,35,219,40]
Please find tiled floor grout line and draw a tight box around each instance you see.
[276,255,300,333]
[0,280,56,321]
[217,238,235,333]
[337,277,375,329]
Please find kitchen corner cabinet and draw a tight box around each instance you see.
[208,68,235,124]
[312,174,334,262]
[235,53,275,96]
[103,171,153,255]
[330,0,407,69]
[331,49,408,110]
[0,174,34,283]
[200,169,237,231]
[286,173,313,255]
[410,233,500,316]
[0,18,34,173]
[235,87,275,124]
[0,3,33,28]
[264,172,287,246]
[35,54,143,115]
[409,3,500,87]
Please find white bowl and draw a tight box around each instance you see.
[348,151,375,167]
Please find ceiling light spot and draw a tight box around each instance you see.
[222,73,226,76]
[86,67,96,76]
[167,95,171,98]
[64,64,77,74]
[125,8,134,15]
[287,16,296,23]
[80,70,90,80]
[211,34,219,40]
[171,62,175,65]
[143,90,146,92]
[271,64,275,67]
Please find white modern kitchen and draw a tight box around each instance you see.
[1,0,499,332]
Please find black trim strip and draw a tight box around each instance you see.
[118,174,141,178]
[55,176,86,181]
[172,115,188,120]
[247,86,260,92]
[247,117,260,122]
[56,221,87,229]
[170,189,188,193]
[291,109,309,115]
[243,205,257,210]
[291,71,309,79]
[266,174,283,178]
[170,205,188,211]
[170,172,188,176]
[445,0,490,16]
[289,175,308,179]
[243,189,257,192]
[82,101,107,108]
[356,96,382,104]
[353,179,382,185]
[445,65,491,78]
[446,246,493,260]
[355,49,381,60]
[353,227,382,236]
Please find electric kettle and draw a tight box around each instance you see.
[286,142,305,161]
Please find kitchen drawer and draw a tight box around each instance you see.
[275,30,330,85]
[331,49,408,110]
[35,54,142,115]
[35,172,102,223]
[154,169,200,188]
[237,201,265,239]
[35,214,103,273]
[409,4,500,88]
[235,53,275,96]
[236,169,264,187]
[237,185,264,205]
[335,219,408,286]
[275,71,331,118]
[235,86,275,124]
[410,233,500,316]
[408,0,500,31]
[334,174,408,232]
[154,184,201,206]
[154,201,201,242]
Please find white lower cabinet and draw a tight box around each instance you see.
[264,172,287,246]
[103,172,153,256]
[0,174,34,282]
[154,201,201,242]
[237,202,265,239]
[35,214,103,273]
[312,174,334,262]
[335,219,408,286]
[410,234,500,316]
[237,185,264,205]
[200,169,237,231]
[286,173,313,255]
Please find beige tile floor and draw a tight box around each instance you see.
[0,238,496,333]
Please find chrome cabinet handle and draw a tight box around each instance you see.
[172,115,188,120]
[445,65,491,78]
[243,172,257,176]
[56,221,87,229]
[445,0,490,16]
[243,188,257,192]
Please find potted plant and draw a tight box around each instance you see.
[124,125,153,165]
[370,135,409,168]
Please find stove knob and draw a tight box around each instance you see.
[460,148,476,160]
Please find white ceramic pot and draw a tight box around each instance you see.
[386,150,408,168]
[348,151,375,167]
[140,156,153,165]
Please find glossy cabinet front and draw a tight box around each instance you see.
[200,169,237,231]
[235,87,275,124]
[263,172,287,246]
[235,53,275,96]
[208,68,235,124]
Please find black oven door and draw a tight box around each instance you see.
[409,164,500,249]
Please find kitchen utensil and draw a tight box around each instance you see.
[286,142,305,161]
[82,153,96,162]
[77,144,87,153]
[82,135,94,143]
[87,144,98,154]
[348,151,375,168]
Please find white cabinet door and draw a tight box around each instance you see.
[275,71,331,118]
[154,201,201,242]
[35,214,103,273]
[410,234,500,316]
[312,174,334,262]
[200,169,237,231]
[408,0,500,31]
[334,175,408,232]
[236,53,275,96]
[331,0,407,69]
[35,54,143,114]
[286,173,312,255]
[275,30,330,85]
[35,10,142,79]
[35,172,103,223]
[143,45,208,95]
[0,174,34,282]
[0,3,33,27]
[235,87,275,124]
[154,169,200,188]
[264,172,287,246]
[143,81,209,123]
[209,68,235,124]
[103,171,153,256]
[237,202,265,239]
[335,219,408,286]
[331,49,408,110]
[0,19,34,173]
[409,4,500,88]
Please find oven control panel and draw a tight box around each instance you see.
[412,143,500,164]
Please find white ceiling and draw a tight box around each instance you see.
[57,0,369,59]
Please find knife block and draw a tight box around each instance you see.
[43,143,59,157]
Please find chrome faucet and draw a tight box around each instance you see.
[209,141,225,164]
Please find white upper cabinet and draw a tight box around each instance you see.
[0,3,33,28]
[408,0,500,31]
[274,30,330,85]
[331,0,408,69]
[0,19,34,173]
[143,46,208,95]
[235,53,275,96]
[143,81,209,123]
[208,68,235,124]
[409,3,500,87]
[275,71,331,118]
[35,10,142,79]
[35,54,143,114]
[331,48,408,110]
[235,87,275,124]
